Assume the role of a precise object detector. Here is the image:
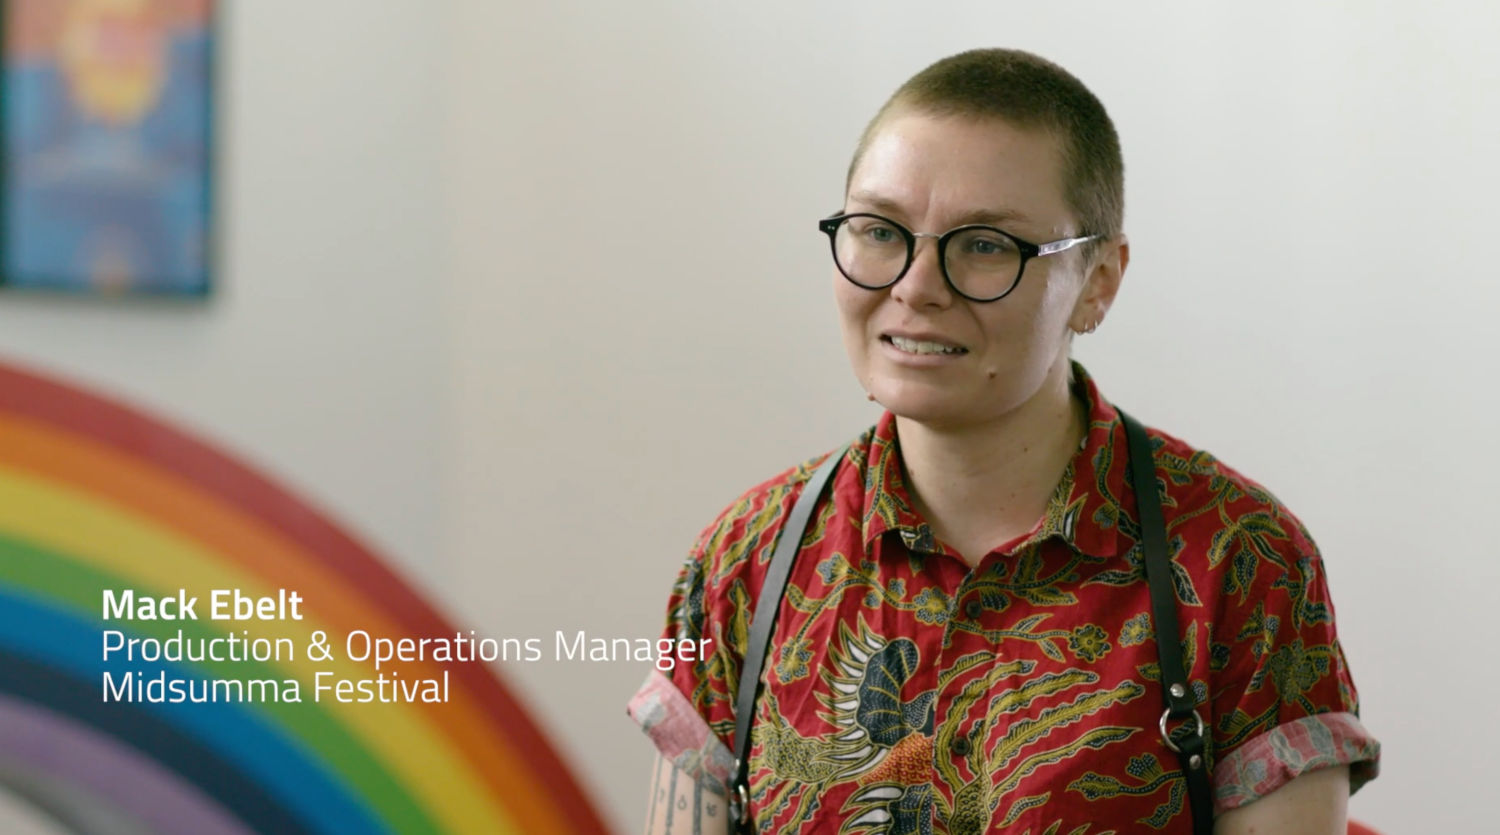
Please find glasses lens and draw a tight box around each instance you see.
[833,215,907,288]
[945,227,1023,301]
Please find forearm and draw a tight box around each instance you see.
[1214,765,1349,834]
[642,752,731,835]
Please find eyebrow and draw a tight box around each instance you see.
[846,191,1036,230]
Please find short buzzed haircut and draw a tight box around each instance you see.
[847,48,1124,260]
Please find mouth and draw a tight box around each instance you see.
[881,334,969,356]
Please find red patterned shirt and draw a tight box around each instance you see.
[629,360,1379,833]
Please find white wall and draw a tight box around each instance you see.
[445,2,1498,833]
[1,2,1493,834]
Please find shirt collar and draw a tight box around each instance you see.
[855,359,1126,560]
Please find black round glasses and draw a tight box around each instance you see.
[817,212,1098,302]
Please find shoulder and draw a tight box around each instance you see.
[1134,422,1328,622]
[1087,366,1317,567]
[687,445,850,581]
[1142,422,1320,558]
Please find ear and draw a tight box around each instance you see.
[1070,235,1128,331]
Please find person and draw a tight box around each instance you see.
[627,47,1380,834]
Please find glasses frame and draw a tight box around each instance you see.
[817,211,1099,302]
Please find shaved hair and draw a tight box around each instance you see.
[847,48,1124,260]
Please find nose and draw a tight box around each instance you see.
[890,233,953,309]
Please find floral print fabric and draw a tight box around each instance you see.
[628,360,1379,833]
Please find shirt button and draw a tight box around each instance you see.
[964,600,983,619]
[952,737,971,757]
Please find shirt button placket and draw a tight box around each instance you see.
[949,588,986,760]
[933,577,989,779]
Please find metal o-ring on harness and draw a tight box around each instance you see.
[1159,706,1207,755]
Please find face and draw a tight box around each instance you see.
[836,110,1116,429]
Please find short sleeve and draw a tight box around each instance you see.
[625,468,808,789]
[1206,514,1381,813]
[626,535,739,788]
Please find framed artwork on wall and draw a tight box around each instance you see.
[0,0,215,297]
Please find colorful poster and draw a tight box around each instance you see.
[1,0,214,295]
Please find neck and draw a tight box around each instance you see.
[894,363,1087,566]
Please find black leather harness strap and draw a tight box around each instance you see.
[728,444,848,831]
[1119,407,1214,835]
[728,411,1214,834]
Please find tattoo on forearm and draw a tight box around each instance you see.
[692,774,704,835]
[664,760,679,832]
[645,755,731,835]
[647,756,662,831]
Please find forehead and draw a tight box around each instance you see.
[848,111,1073,233]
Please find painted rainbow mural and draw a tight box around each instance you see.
[0,358,612,834]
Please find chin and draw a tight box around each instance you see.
[869,381,973,425]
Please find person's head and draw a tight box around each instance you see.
[829,48,1128,429]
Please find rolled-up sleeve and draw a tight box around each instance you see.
[627,668,735,786]
[626,502,762,789]
[1207,528,1380,813]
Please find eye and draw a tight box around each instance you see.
[846,217,903,246]
[960,232,1019,257]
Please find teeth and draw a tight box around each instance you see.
[890,336,965,355]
